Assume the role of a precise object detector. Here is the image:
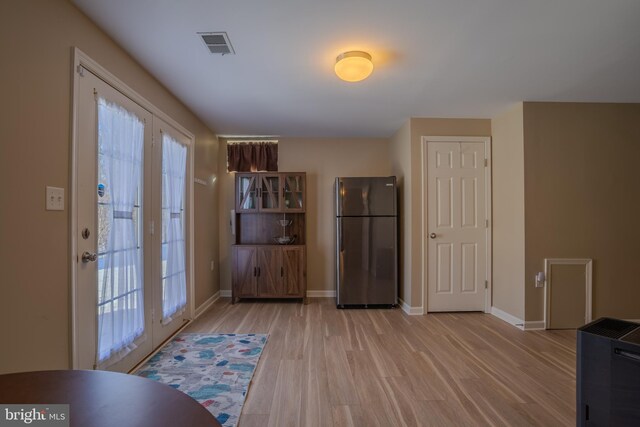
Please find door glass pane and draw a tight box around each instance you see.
[96,97,145,366]
[260,176,280,209]
[238,176,257,210]
[161,133,187,322]
[284,175,304,209]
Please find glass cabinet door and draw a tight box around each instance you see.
[237,174,258,211]
[259,174,281,211]
[283,173,305,211]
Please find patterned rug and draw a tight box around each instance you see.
[135,333,267,427]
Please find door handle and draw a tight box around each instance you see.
[81,251,97,263]
[257,267,261,276]
[281,266,284,277]
[429,233,437,239]
[253,267,257,277]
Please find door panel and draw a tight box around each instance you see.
[236,174,258,212]
[257,247,282,296]
[152,118,191,345]
[259,175,281,211]
[282,247,304,296]
[436,178,453,227]
[436,243,453,294]
[283,174,305,211]
[77,70,153,372]
[461,243,477,293]
[427,141,487,312]
[233,246,257,297]
[461,177,478,228]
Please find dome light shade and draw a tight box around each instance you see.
[335,51,373,82]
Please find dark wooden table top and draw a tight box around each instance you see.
[0,370,221,427]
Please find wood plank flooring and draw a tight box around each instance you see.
[186,298,576,426]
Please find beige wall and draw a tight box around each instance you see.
[409,119,492,309]
[389,121,412,303]
[0,0,219,374]
[491,104,525,320]
[218,138,391,293]
[523,102,640,321]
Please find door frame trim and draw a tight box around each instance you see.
[70,47,196,369]
[543,258,593,329]
[421,136,492,314]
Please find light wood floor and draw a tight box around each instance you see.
[186,298,576,426]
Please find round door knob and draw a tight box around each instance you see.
[82,251,98,263]
[429,233,437,239]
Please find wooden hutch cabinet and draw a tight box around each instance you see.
[232,172,307,303]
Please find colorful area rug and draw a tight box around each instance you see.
[135,333,267,427]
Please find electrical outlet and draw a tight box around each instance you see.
[46,186,64,211]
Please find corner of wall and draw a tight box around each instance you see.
[389,120,413,306]
[490,104,526,321]
[217,138,234,293]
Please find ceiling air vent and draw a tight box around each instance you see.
[199,32,235,55]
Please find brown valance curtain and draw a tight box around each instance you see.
[227,142,278,172]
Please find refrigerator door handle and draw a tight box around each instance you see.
[338,181,344,216]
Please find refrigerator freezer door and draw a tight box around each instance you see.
[336,216,397,305]
[336,177,396,217]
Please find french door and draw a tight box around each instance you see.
[75,67,190,372]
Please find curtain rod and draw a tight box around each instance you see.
[227,140,278,145]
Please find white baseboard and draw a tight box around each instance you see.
[194,291,220,319]
[307,290,336,298]
[399,298,424,315]
[490,307,547,331]
[491,306,525,330]
[220,289,334,298]
[523,320,546,331]
[218,289,334,298]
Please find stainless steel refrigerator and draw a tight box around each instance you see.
[335,177,398,307]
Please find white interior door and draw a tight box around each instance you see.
[427,140,489,312]
[76,69,153,372]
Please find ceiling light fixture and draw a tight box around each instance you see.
[335,51,373,82]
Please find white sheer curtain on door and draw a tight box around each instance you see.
[97,97,145,366]
[161,132,187,322]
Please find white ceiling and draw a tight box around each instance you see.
[72,0,640,138]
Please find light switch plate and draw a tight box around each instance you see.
[46,186,64,211]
